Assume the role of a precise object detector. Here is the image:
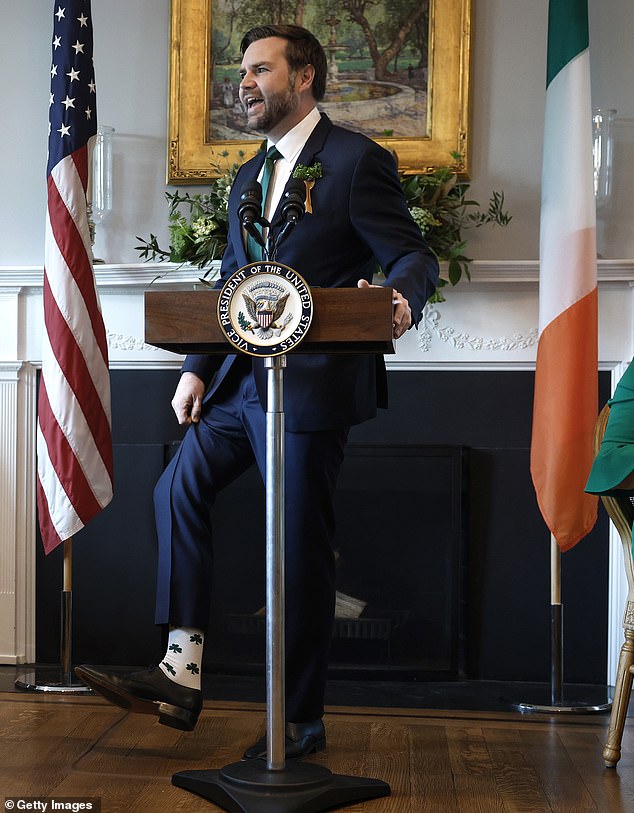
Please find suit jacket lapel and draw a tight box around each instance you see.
[295,112,331,169]
[269,113,332,226]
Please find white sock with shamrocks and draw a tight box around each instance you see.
[158,626,204,690]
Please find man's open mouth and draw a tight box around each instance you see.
[245,96,264,111]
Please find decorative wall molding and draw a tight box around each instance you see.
[106,330,160,353]
[419,304,539,353]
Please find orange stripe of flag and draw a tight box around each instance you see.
[530,287,598,551]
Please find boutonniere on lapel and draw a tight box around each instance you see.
[292,162,323,214]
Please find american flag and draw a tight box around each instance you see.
[37,1,114,554]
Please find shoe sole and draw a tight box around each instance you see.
[75,668,199,732]
[243,735,327,761]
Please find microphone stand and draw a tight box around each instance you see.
[268,179,307,261]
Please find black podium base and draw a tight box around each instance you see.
[172,759,390,813]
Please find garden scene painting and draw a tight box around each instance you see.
[209,0,430,141]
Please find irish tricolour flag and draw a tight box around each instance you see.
[530,0,598,551]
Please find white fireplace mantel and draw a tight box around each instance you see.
[1,260,633,679]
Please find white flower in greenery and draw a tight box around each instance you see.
[218,180,232,207]
[192,215,218,239]
[410,205,440,234]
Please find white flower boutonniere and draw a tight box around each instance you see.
[292,162,323,214]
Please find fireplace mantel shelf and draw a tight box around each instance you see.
[1,259,634,289]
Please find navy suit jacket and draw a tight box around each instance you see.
[182,113,439,431]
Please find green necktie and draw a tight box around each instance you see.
[247,145,282,261]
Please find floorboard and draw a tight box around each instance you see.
[1,689,634,813]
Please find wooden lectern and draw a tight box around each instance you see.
[145,283,394,813]
[145,286,395,356]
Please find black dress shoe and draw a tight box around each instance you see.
[242,719,326,760]
[74,664,202,731]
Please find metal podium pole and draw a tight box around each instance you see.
[264,355,287,772]
[172,266,391,811]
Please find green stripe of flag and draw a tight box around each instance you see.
[546,0,590,87]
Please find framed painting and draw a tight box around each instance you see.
[167,0,472,182]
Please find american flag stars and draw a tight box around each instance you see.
[48,3,96,173]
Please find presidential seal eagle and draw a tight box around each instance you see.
[241,289,290,337]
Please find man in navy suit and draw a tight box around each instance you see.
[77,24,438,759]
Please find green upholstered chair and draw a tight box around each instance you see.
[593,403,634,768]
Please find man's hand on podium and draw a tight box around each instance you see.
[172,372,205,425]
[357,278,412,339]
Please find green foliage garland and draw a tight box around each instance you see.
[136,150,510,300]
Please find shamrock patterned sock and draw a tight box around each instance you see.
[158,626,204,690]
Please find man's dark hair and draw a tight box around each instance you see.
[240,25,328,102]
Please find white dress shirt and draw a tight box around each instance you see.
[260,106,321,223]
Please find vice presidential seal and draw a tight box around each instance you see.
[217,262,313,357]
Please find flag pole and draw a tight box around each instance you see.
[512,532,611,713]
[15,536,90,694]
[516,0,611,716]
[16,0,111,693]
[550,536,563,706]
[61,538,74,684]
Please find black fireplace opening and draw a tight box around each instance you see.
[201,444,469,680]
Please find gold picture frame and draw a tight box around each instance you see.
[167,0,472,182]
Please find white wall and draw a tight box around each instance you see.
[1,0,633,266]
[587,0,634,260]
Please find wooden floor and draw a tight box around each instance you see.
[1,690,634,812]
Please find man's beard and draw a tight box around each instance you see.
[245,82,299,133]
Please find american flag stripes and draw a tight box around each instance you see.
[38,1,113,554]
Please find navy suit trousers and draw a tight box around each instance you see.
[153,364,348,722]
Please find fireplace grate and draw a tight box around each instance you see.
[225,611,409,642]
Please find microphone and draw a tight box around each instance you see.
[279,178,306,225]
[238,180,263,227]
[270,178,306,259]
[237,180,267,253]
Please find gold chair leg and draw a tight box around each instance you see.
[603,629,634,768]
